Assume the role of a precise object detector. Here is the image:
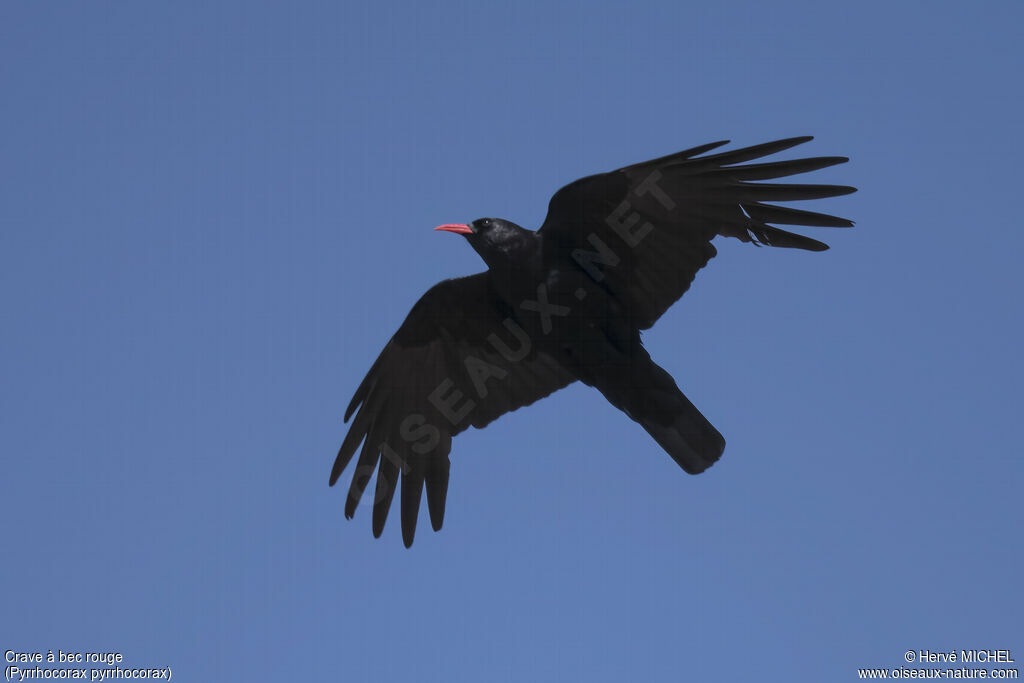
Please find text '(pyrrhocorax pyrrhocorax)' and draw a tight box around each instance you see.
[332,136,855,546]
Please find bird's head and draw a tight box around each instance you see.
[434,218,535,269]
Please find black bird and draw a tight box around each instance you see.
[332,136,854,546]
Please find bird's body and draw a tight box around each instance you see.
[333,136,855,546]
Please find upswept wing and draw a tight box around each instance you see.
[332,273,575,546]
[539,136,855,329]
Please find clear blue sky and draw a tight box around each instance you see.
[3,1,1021,680]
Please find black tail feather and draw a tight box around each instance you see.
[589,351,725,475]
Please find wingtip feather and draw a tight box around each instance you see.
[400,465,425,548]
[371,455,400,538]
[424,455,450,532]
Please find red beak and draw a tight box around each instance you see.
[434,223,473,235]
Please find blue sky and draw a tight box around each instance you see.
[2,1,1021,680]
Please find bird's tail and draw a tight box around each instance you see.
[590,353,725,474]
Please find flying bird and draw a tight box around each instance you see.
[332,136,855,546]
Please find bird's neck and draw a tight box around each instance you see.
[477,232,544,305]
[474,230,541,273]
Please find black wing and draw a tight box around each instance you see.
[332,272,575,546]
[539,136,855,329]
